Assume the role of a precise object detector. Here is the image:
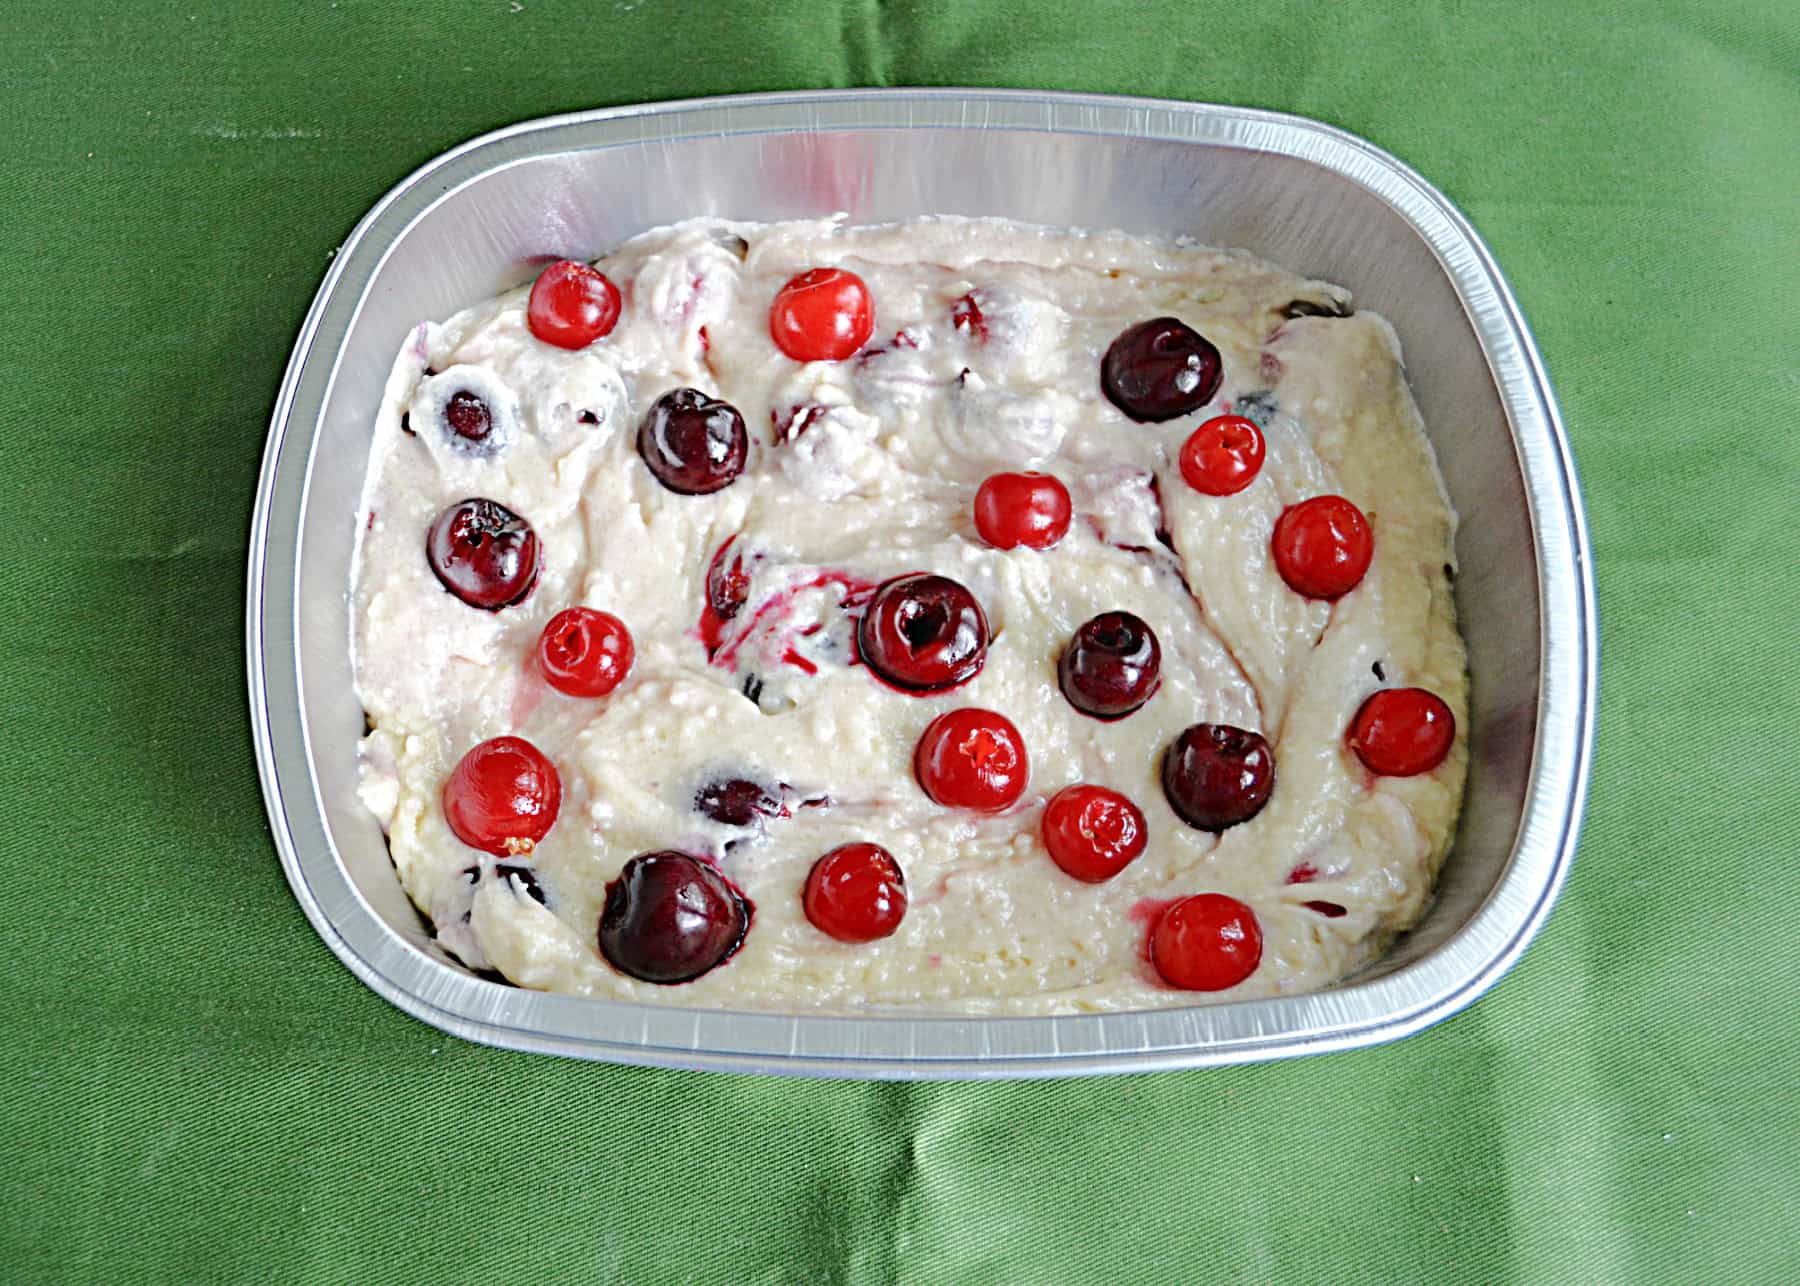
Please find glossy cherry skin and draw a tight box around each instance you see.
[914,708,1029,812]
[803,843,908,942]
[973,472,1072,550]
[598,852,750,984]
[706,539,753,621]
[535,607,633,698]
[1059,612,1162,720]
[442,736,562,856]
[1272,495,1373,599]
[526,260,622,350]
[693,778,782,827]
[1150,893,1263,991]
[857,573,989,692]
[1041,785,1148,883]
[637,387,749,495]
[1179,414,1266,496]
[769,267,875,362]
[1100,317,1222,422]
[426,498,540,611]
[1348,688,1456,776]
[1161,723,1275,831]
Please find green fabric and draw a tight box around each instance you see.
[2,0,1795,1280]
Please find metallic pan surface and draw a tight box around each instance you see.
[247,89,1596,1079]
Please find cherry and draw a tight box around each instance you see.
[598,852,750,984]
[527,260,622,350]
[1347,687,1456,776]
[706,540,753,621]
[1272,495,1373,599]
[973,472,1072,551]
[426,498,540,611]
[535,607,633,698]
[694,778,782,827]
[444,390,493,445]
[637,387,748,495]
[914,708,1029,812]
[1149,893,1263,991]
[442,736,562,856]
[1161,723,1275,831]
[1041,785,1147,883]
[1059,612,1161,720]
[1179,414,1266,496]
[769,267,875,362]
[1101,317,1222,422]
[857,573,989,692]
[803,843,908,942]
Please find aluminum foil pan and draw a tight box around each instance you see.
[247,89,1596,1078]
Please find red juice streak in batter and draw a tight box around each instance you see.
[694,542,877,676]
[1128,897,1181,987]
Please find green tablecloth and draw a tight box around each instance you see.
[3,1,1795,1280]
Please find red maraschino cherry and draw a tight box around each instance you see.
[527,259,621,349]
[1150,893,1263,991]
[770,267,874,362]
[1348,688,1456,776]
[803,843,908,942]
[1272,495,1373,599]
[973,472,1072,550]
[1041,785,1147,882]
[442,736,562,856]
[535,608,633,698]
[1179,414,1265,496]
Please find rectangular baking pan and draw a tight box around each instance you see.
[247,89,1596,1078]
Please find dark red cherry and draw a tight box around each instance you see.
[1272,495,1373,599]
[914,708,1029,812]
[706,541,752,621]
[1161,723,1275,831]
[694,778,782,827]
[857,573,989,692]
[444,390,493,444]
[598,852,750,984]
[769,268,875,362]
[426,498,540,611]
[1059,612,1161,719]
[637,387,748,495]
[1100,318,1222,422]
